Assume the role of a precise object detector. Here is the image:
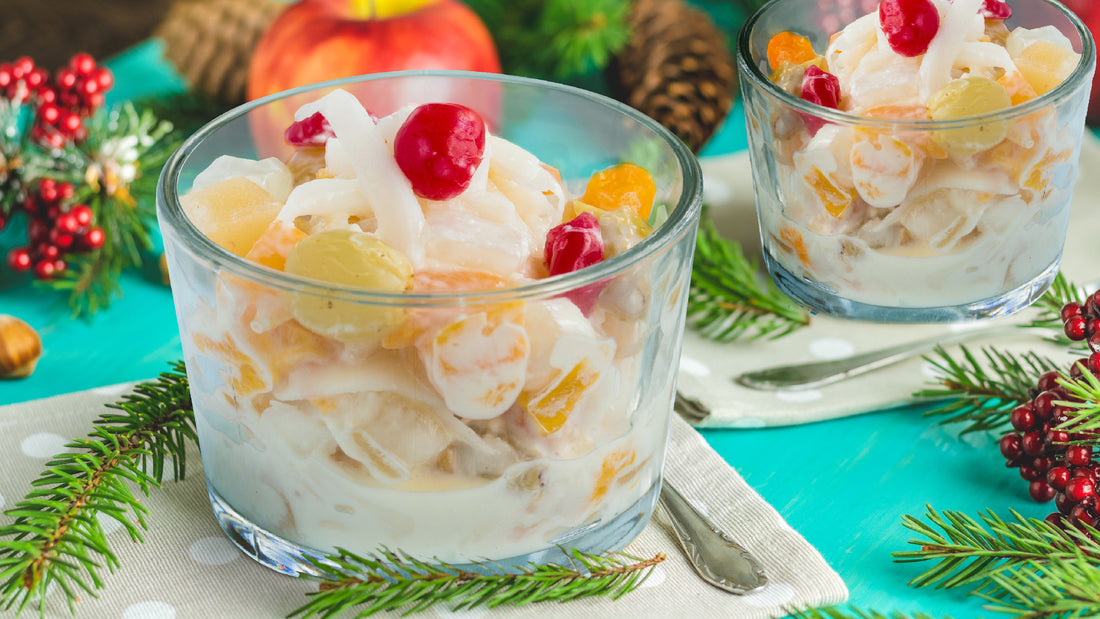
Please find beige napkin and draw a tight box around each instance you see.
[683,133,1100,428]
[0,384,847,618]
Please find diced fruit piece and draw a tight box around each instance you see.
[284,229,412,343]
[1013,40,1081,96]
[545,212,606,314]
[394,102,486,201]
[850,130,922,208]
[981,0,1011,19]
[590,449,636,504]
[563,199,608,222]
[767,31,817,71]
[878,0,940,57]
[423,310,529,420]
[770,56,827,96]
[180,177,282,257]
[285,146,327,185]
[799,65,841,135]
[285,111,334,146]
[246,219,308,271]
[598,208,653,258]
[998,70,1039,105]
[580,163,656,219]
[928,76,1012,155]
[778,225,812,268]
[382,268,515,350]
[192,155,294,202]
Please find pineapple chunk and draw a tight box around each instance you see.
[1012,40,1080,96]
[181,177,282,257]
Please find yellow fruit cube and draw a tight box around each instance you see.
[181,177,282,257]
[1014,40,1080,96]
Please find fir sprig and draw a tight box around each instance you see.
[292,547,665,618]
[1022,273,1092,348]
[1055,370,1100,438]
[464,0,632,80]
[31,102,176,317]
[0,362,193,615]
[915,346,1060,434]
[981,558,1100,618]
[687,218,810,342]
[893,507,1100,593]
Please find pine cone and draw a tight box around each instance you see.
[609,0,737,153]
[155,0,284,105]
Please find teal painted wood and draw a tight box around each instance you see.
[0,40,1048,618]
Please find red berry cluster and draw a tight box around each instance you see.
[5,179,104,280]
[998,295,1100,533]
[0,53,112,149]
[1061,291,1100,353]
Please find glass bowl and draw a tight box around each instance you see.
[738,0,1096,322]
[156,71,703,575]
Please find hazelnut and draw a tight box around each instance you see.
[0,315,42,379]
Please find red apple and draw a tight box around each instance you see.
[246,0,501,157]
[1062,0,1100,124]
[248,0,500,100]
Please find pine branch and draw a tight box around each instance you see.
[687,218,810,342]
[0,362,194,615]
[464,0,632,80]
[790,607,947,619]
[892,506,1100,594]
[30,102,177,317]
[915,346,1060,434]
[979,558,1100,618]
[290,547,666,618]
[1054,370,1100,439]
[1022,272,1092,349]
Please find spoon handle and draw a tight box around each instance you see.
[658,481,768,594]
[733,323,1021,391]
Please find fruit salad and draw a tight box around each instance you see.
[173,88,682,562]
[754,0,1090,311]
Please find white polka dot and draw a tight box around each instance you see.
[921,361,945,380]
[90,383,131,397]
[678,356,711,378]
[808,338,855,360]
[728,417,767,428]
[741,582,797,607]
[948,320,985,332]
[702,177,733,205]
[188,536,239,565]
[122,601,176,619]
[775,389,823,403]
[98,512,124,535]
[21,433,69,459]
[639,564,667,588]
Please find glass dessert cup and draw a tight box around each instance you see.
[738,0,1096,322]
[156,71,703,576]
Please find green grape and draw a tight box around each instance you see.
[285,229,413,343]
[928,76,1012,156]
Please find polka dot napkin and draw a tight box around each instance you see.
[0,384,847,618]
[683,134,1100,428]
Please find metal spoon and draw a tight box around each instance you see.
[657,481,768,594]
[733,323,1020,391]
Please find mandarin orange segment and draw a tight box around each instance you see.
[998,71,1038,105]
[193,332,270,397]
[778,225,811,268]
[590,448,636,504]
[806,167,855,217]
[246,219,308,271]
[767,31,817,71]
[521,358,601,435]
[581,163,656,220]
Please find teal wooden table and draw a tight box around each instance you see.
[0,41,1049,618]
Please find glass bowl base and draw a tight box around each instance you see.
[206,477,660,578]
[765,256,1062,323]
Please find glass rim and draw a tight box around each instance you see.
[736,0,1097,131]
[157,70,703,306]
